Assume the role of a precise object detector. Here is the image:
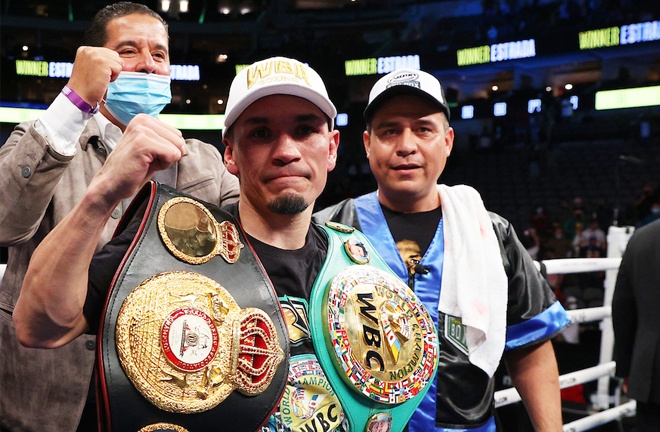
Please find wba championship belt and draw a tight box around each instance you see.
[97,182,289,432]
[308,222,439,432]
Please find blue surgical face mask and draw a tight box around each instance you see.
[104,71,172,126]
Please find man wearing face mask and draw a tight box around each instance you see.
[0,2,239,431]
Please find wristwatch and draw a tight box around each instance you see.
[61,85,100,114]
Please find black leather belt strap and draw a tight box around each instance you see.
[97,182,289,432]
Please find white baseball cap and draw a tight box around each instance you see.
[364,68,450,121]
[223,57,337,136]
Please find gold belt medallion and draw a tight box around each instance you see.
[116,271,284,413]
[279,356,345,432]
[324,266,438,404]
[158,197,243,265]
[138,423,189,432]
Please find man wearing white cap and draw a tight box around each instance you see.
[315,68,570,432]
[14,58,440,432]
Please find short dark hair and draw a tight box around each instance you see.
[83,1,168,47]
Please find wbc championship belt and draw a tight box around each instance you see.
[97,182,289,432]
[308,222,439,432]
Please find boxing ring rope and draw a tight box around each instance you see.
[540,257,623,275]
[565,306,611,324]
[562,401,637,432]
[494,226,637,431]
[495,362,616,407]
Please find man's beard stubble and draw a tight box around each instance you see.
[267,193,310,215]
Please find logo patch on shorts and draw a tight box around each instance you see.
[444,314,468,355]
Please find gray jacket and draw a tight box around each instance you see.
[0,118,239,432]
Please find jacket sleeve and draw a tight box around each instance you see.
[312,199,358,228]
[176,139,239,208]
[0,121,73,245]
[176,139,239,207]
[611,237,636,377]
[491,212,570,350]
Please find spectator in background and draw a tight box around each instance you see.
[555,198,574,228]
[542,223,582,302]
[564,208,587,246]
[634,183,657,223]
[571,222,586,257]
[613,218,660,431]
[521,227,542,260]
[530,205,552,239]
[578,235,607,292]
[543,224,574,259]
[580,219,607,251]
[637,201,660,228]
[572,196,586,213]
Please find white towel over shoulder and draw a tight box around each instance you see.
[438,184,508,377]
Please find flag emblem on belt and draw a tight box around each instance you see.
[323,266,438,404]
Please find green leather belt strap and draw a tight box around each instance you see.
[309,222,439,432]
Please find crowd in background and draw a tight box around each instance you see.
[476,0,653,46]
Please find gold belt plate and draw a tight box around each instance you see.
[116,271,284,413]
[324,266,438,404]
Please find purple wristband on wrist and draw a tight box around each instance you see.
[61,85,100,115]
